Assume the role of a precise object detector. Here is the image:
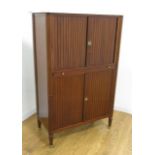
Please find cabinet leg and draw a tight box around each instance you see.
[49,133,53,145]
[37,119,41,128]
[108,117,113,127]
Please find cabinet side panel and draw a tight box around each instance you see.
[109,17,123,116]
[33,14,48,121]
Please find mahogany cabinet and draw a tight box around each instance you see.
[32,13,123,145]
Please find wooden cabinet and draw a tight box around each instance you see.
[33,13,123,145]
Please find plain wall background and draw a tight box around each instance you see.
[22,1,134,120]
[22,14,36,120]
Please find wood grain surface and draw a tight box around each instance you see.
[86,16,117,66]
[51,74,84,130]
[53,15,87,70]
[84,70,113,121]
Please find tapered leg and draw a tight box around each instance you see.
[37,119,41,128]
[49,133,53,145]
[108,117,113,127]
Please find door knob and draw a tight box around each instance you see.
[84,97,88,101]
[62,72,65,76]
[87,41,92,46]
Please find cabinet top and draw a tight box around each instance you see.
[32,12,123,17]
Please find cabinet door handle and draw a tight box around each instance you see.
[84,97,88,101]
[87,41,92,46]
[61,72,65,76]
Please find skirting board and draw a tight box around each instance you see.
[114,106,132,114]
[22,108,36,121]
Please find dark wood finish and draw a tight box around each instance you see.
[32,14,39,122]
[109,17,123,117]
[37,119,41,128]
[52,15,87,70]
[52,64,115,76]
[52,114,109,132]
[86,16,117,66]
[32,13,123,145]
[108,117,112,127]
[84,70,113,121]
[51,74,84,130]
[48,15,57,72]
[33,12,122,18]
[48,133,53,145]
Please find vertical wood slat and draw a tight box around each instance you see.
[84,70,113,120]
[46,15,57,133]
[54,15,87,70]
[48,15,57,98]
[86,16,117,66]
[51,74,84,130]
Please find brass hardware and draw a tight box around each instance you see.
[84,97,88,101]
[62,72,65,76]
[88,41,92,46]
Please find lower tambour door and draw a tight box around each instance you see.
[84,70,114,121]
[51,73,84,130]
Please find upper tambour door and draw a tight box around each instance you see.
[84,70,114,121]
[50,15,87,70]
[86,16,117,66]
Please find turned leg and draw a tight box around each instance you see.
[49,133,53,145]
[108,117,113,127]
[37,119,41,128]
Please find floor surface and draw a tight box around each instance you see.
[22,111,132,155]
